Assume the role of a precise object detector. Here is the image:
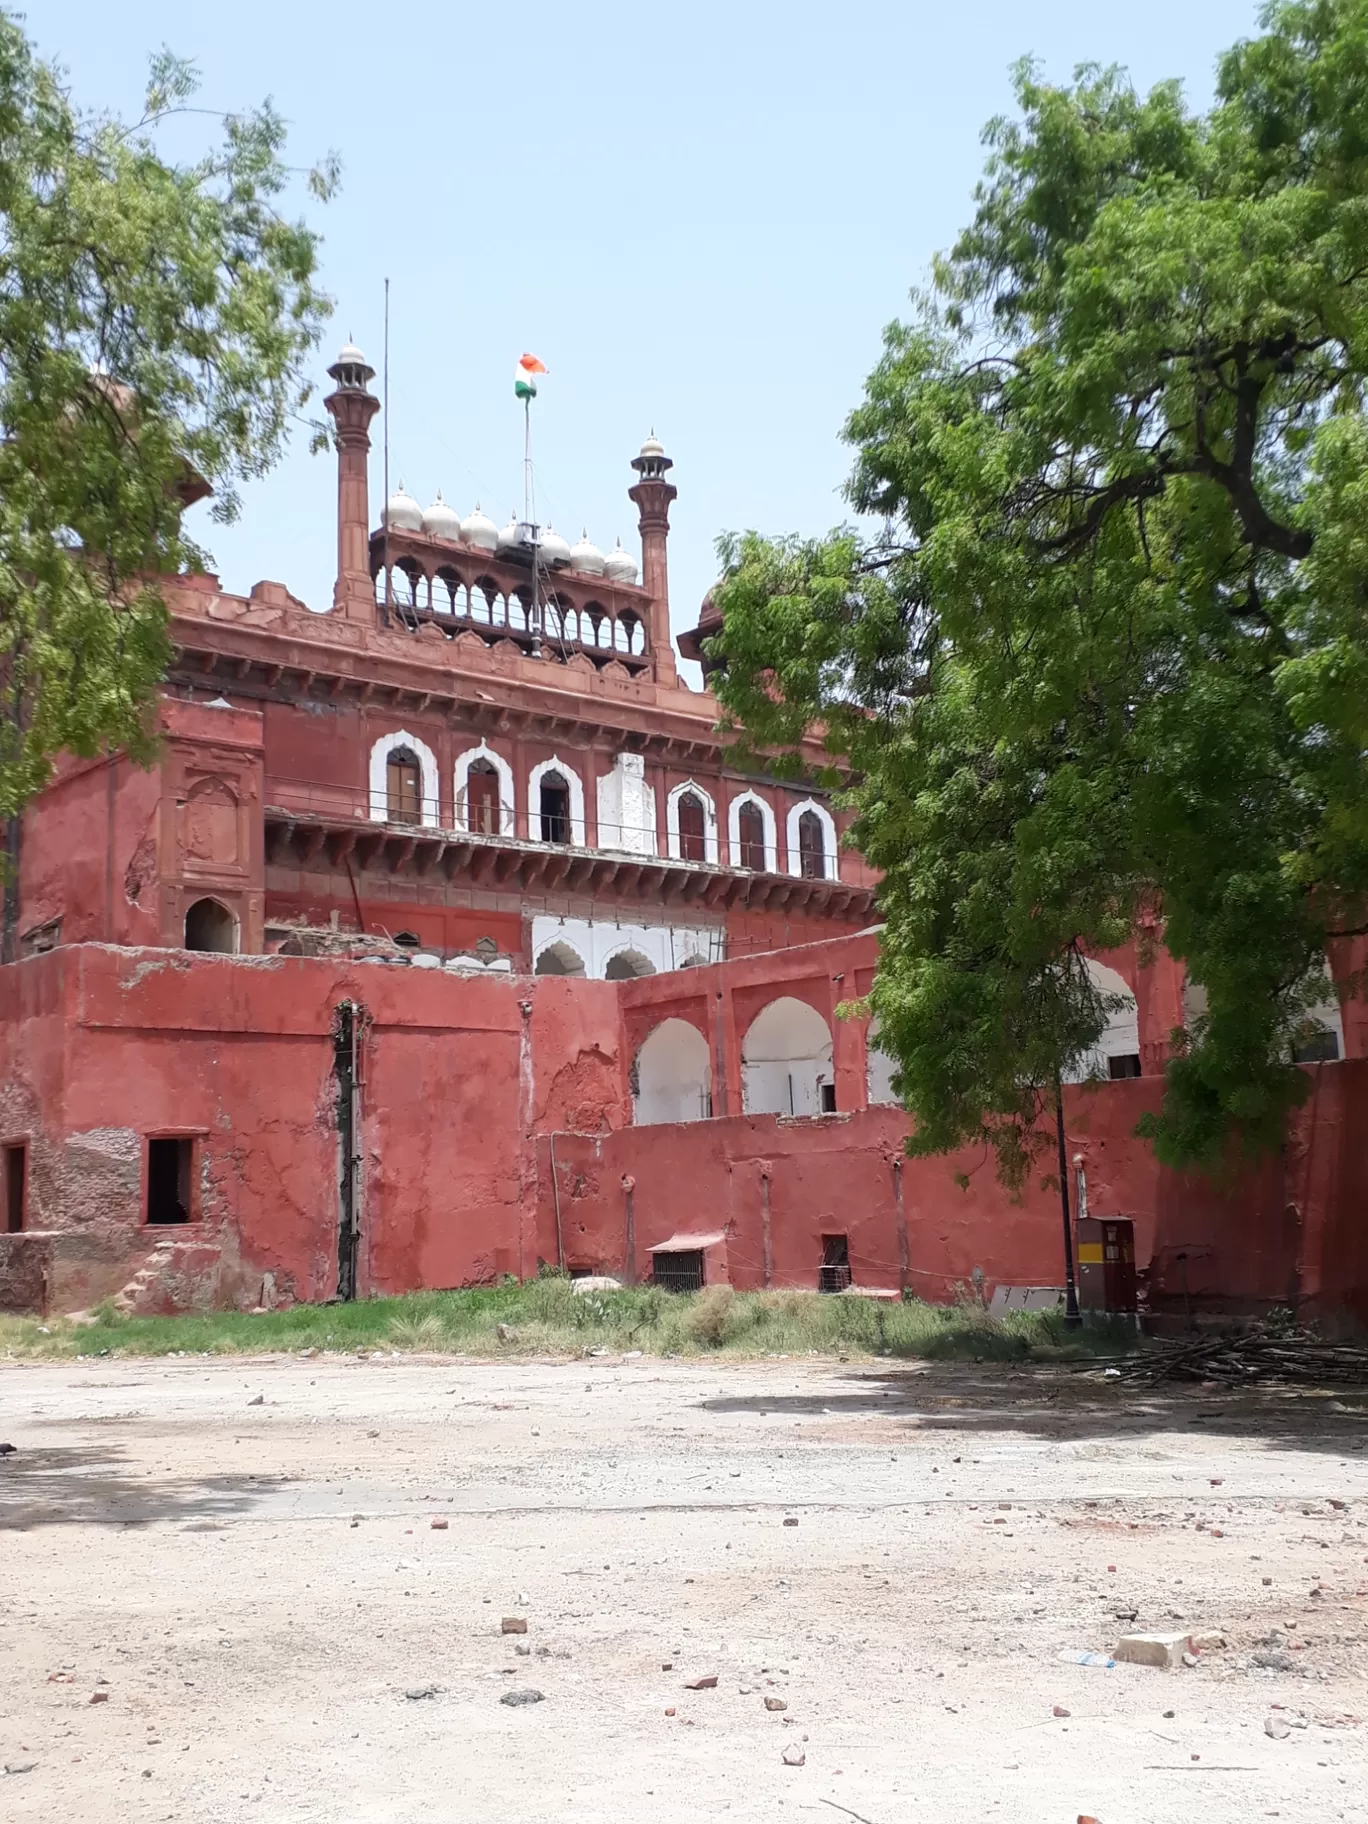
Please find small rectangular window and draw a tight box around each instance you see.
[652,1249,705,1294]
[819,1081,837,1113]
[1107,1054,1143,1081]
[819,1233,851,1294]
[147,1137,194,1225]
[1292,1029,1340,1064]
[5,1143,26,1233]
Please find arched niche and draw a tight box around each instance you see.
[741,995,834,1117]
[184,897,237,954]
[535,939,587,978]
[633,1018,712,1125]
[183,776,238,867]
[605,948,656,981]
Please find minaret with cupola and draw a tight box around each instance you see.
[324,342,381,620]
[628,434,678,685]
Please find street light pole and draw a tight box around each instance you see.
[1054,1073,1082,1328]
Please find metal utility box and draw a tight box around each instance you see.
[1076,1217,1137,1315]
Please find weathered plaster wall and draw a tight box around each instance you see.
[2,936,1366,1321]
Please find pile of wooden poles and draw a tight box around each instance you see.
[1112,1325,1368,1387]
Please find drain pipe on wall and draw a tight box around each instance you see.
[760,1168,773,1289]
[621,1174,636,1285]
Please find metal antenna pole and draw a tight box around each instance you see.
[382,276,391,622]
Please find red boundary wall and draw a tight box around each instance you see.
[1,938,1365,1321]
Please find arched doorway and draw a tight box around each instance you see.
[539,770,571,843]
[467,758,501,835]
[677,791,707,863]
[741,996,834,1116]
[737,800,767,871]
[184,898,237,954]
[386,747,422,825]
[633,1019,712,1125]
[797,808,826,879]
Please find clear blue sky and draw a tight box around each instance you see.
[41,0,1259,677]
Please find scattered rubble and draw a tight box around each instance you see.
[501,1688,544,1707]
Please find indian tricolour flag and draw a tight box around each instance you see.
[515,353,547,399]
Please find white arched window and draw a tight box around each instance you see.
[368,730,440,829]
[741,995,834,1117]
[1063,958,1142,1083]
[528,756,586,847]
[454,742,515,837]
[727,790,778,873]
[604,946,657,980]
[785,798,838,881]
[633,1018,713,1125]
[534,938,587,977]
[666,780,720,865]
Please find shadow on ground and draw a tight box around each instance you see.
[0,1444,291,1531]
[698,1364,1368,1456]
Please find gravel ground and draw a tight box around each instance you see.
[1,1352,1365,1824]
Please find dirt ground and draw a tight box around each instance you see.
[1,1353,1365,1824]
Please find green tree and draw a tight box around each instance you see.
[0,17,334,945]
[710,0,1368,1185]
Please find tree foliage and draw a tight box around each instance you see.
[710,0,1368,1182]
[0,16,334,823]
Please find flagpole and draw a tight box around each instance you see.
[382,276,391,624]
[524,389,542,656]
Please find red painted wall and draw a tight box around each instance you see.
[2,936,1366,1321]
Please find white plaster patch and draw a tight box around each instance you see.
[596,753,657,856]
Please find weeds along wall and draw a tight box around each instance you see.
[1,940,1365,1321]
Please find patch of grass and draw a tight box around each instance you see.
[0,1284,1138,1366]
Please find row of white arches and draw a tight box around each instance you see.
[367,733,840,877]
[632,965,1158,1126]
[376,567,648,655]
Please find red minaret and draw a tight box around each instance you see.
[324,342,380,620]
[628,434,678,686]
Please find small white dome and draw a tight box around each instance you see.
[382,480,423,533]
[539,524,571,566]
[422,489,462,541]
[569,530,605,575]
[336,340,368,368]
[604,537,638,585]
[497,515,521,552]
[639,433,665,460]
[461,503,498,551]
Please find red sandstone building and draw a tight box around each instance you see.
[1,345,1364,1321]
[9,342,875,981]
